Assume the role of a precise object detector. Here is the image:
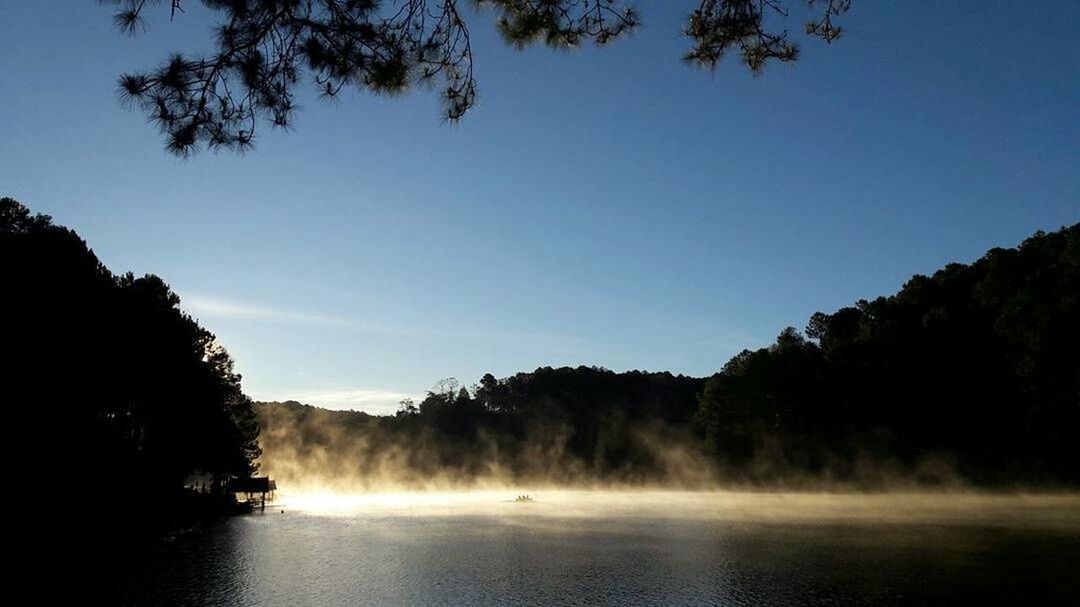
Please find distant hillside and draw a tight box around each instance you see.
[696,222,1080,486]
[256,223,1080,489]
[254,369,708,489]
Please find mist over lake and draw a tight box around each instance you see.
[131,491,1080,606]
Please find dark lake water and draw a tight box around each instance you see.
[131,492,1080,606]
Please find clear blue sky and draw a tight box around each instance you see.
[1,2,1076,413]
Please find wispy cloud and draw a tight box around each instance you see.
[184,294,426,336]
[273,388,421,415]
[183,293,589,354]
[184,295,356,328]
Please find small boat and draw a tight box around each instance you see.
[513,495,535,503]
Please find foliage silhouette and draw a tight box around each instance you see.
[3,197,261,595]
[257,366,706,487]
[258,223,1080,488]
[100,0,855,155]
[697,223,1080,485]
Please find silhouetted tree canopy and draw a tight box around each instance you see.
[257,367,707,487]
[258,223,1080,488]
[697,223,1080,485]
[100,0,855,154]
[3,197,261,592]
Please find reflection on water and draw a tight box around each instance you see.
[132,492,1080,606]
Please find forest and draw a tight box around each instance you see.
[3,197,261,589]
[256,368,708,489]
[258,222,1080,489]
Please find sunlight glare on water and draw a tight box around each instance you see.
[280,489,1080,529]
[284,490,521,515]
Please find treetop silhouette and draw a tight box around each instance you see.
[101,0,854,155]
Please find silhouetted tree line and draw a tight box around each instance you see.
[257,368,707,487]
[698,223,1080,485]
[3,198,261,593]
[259,223,1080,488]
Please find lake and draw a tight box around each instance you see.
[130,491,1080,605]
